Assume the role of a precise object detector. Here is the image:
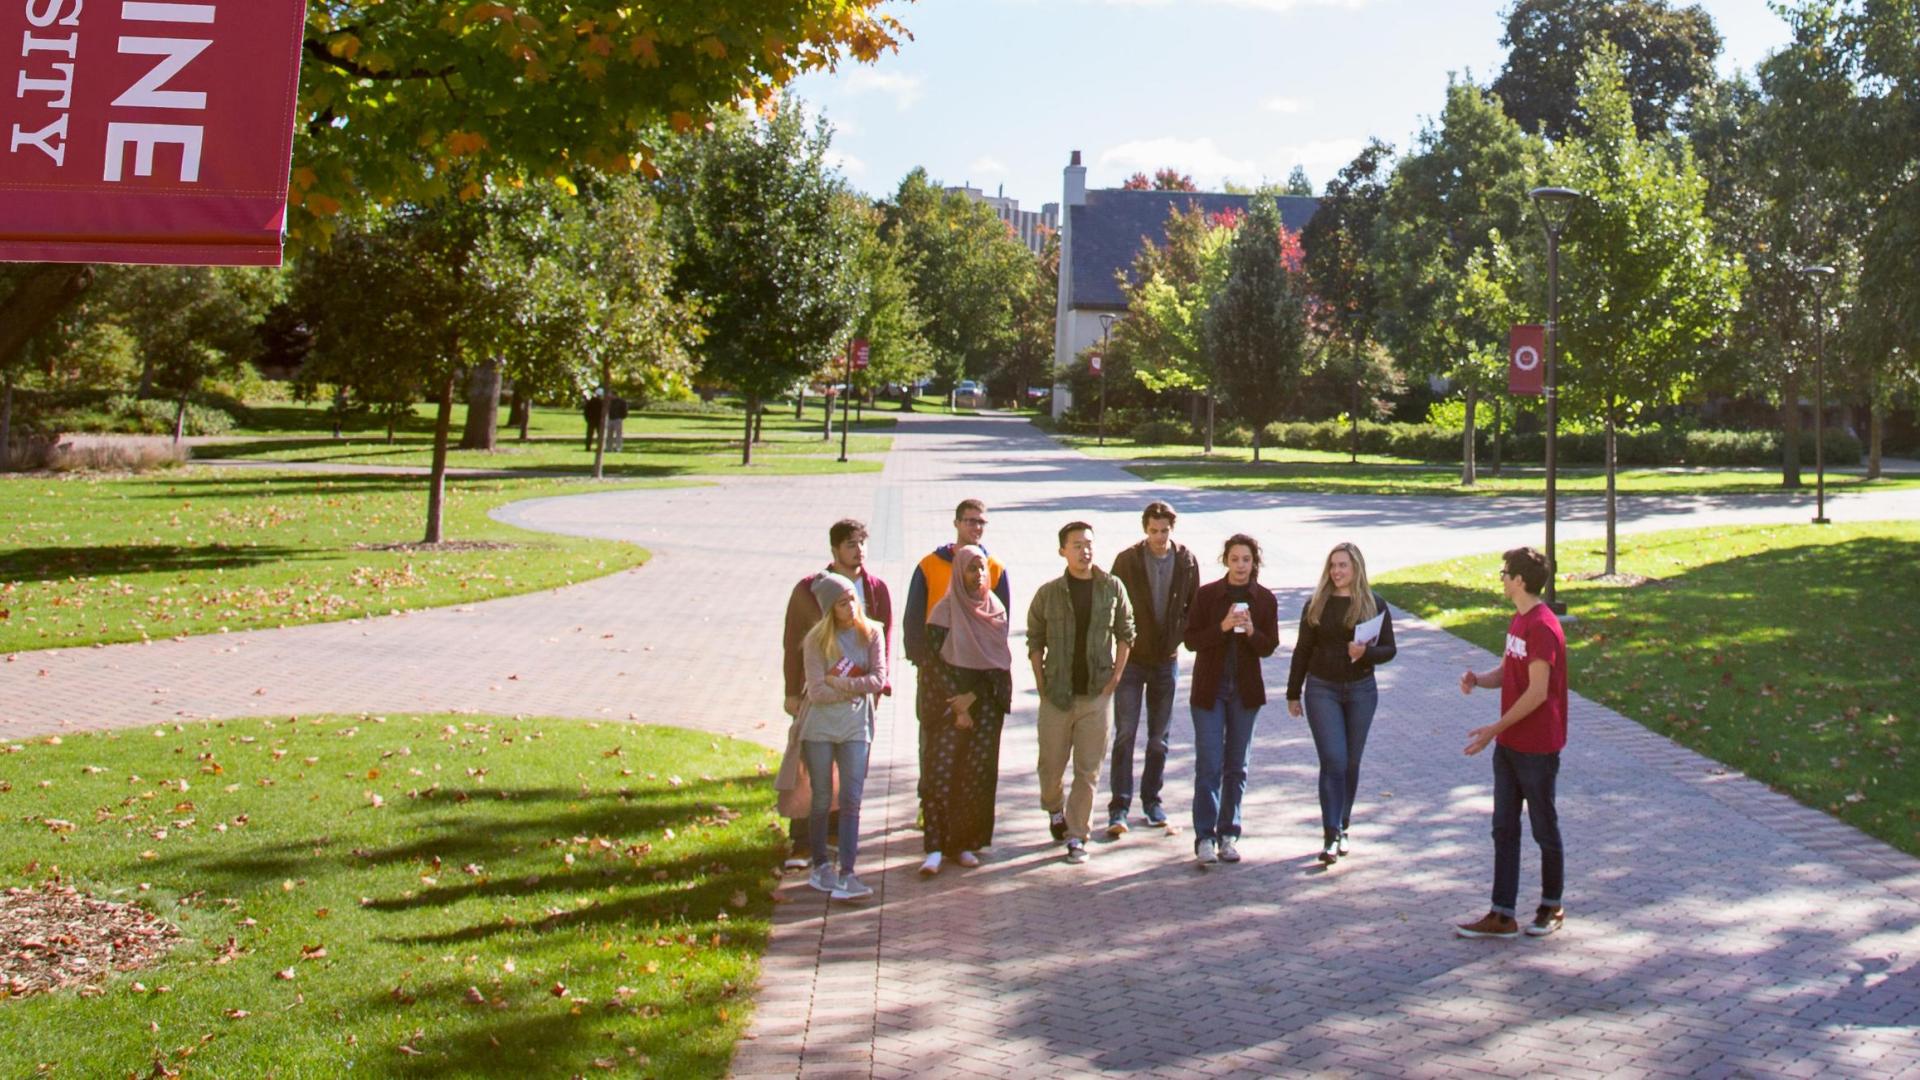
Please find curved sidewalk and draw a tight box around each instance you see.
[5,413,1918,1078]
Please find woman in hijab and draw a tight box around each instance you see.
[917,545,1014,876]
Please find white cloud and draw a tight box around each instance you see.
[1264,96,1308,114]
[828,151,868,178]
[844,70,924,111]
[1091,0,1367,10]
[1099,137,1257,184]
[968,155,1009,176]
[1270,137,1369,186]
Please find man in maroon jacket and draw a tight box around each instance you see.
[781,518,894,868]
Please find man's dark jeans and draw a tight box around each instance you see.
[1491,743,1563,917]
[1109,657,1177,818]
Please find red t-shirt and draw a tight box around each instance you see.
[1498,602,1568,753]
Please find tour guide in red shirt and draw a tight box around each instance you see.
[1454,546,1568,940]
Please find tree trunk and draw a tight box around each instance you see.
[1868,395,1885,480]
[794,389,804,419]
[821,393,832,440]
[1460,385,1479,486]
[741,396,757,465]
[1489,395,1504,476]
[1349,378,1360,465]
[505,382,531,442]
[459,359,502,450]
[1781,367,1803,488]
[423,371,456,544]
[592,364,610,480]
[173,396,187,446]
[1203,392,1216,454]
[1251,424,1262,464]
[386,415,397,445]
[0,371,13,471]
[1604,406,1618,577]
[754,407,765,445]
[138,356,156,399]
[0,264,94,374]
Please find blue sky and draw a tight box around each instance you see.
[785,0,1795,211]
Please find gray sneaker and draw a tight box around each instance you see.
[1218,836,1242,863]
[1105,815,1129,839]
[1195,838,1219,865]
[1064,839,1089,864]
[831,872,873,901]
[807,863,837,893]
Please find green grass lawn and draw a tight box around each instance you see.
[0,470,677,653]
[1070,436,1920,497]
[0,716,782,1078]
[207,407,890,477]
[1376,522,1920,856]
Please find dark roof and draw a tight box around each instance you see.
[1068,190,1320,310]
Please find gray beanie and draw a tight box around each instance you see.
[811,572,857,612]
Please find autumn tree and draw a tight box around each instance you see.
[1206,199,1313,462]
[662,105,863,464]
[1303,140,1397,462]
[1122,168,1199,192]
[1118,205,1236,450]
[1551,45,1742,575]
[1492,0,1722,139]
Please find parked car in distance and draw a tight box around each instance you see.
[953,380,986,408]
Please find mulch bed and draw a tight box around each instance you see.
[0,884,181,999]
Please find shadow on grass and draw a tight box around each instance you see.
[0,543,314,582]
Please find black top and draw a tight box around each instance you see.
[1286,592,1396,699]
[1068,575,1094,694]
[1224,582,1253,676]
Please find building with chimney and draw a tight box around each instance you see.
[1051,151,1320,416]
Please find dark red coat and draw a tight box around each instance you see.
[1182,577,1280,710]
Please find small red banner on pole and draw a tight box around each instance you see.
[851,339,869,370]
[0,0,308,267]
[1089,353,1102,374]
[1509,324,1545,396]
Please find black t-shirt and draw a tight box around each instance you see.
[1068,575,1094,695]
[1224,581,1252,675]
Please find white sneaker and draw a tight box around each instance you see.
[1195,838,1219,865]
[782,856,810,872]
[956,851,981,868]
[1218,837,1241,863]
[918,853,943,877]
[1336,831,1351,857]
[807,863,838,893]
[831,872,873,900]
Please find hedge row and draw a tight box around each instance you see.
[1120,417,1863,467]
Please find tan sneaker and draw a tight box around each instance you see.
[1454,911,1520,939]
[1527,906,1565,936]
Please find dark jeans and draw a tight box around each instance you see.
[1109,657,1177,817]
[1302,673,1379,844]
[1190,667,1260,841]
[804,739,870,874]
[1491,743,1564,917]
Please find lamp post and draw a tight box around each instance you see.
[1529,186,1582,616]
[1098,313,1116,447]
[1799,265,1835,524]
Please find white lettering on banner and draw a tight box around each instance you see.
[12,1,85,165]
[112,36,208,108]
[103,0,215,182]
[103,121,200,180]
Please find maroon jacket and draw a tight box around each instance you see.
[1182,577,1280,710]
[783,566,894,698]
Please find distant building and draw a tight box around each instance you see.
[1051,150,1320,416]
[945,184,1058,256]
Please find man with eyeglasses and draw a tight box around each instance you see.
[903,499,1012,818]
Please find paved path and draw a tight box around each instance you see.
[6,413,1920,1078]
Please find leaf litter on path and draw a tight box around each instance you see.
[0,883,180,998]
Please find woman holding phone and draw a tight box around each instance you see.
[1182,534,1279,865]
[1287,542,1396,864]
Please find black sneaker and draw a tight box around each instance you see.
[1048,811,1067,842]
[1527,906,1565,937]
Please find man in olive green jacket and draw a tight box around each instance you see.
[1028,521,1135,864]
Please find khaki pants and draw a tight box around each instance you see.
[1037,692,1112,843]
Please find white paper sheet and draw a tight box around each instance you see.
[1352,609,1386,646]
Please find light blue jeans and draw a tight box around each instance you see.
[1302,673,1378,845]
[804,739,869,874]
[1191,667,1261,842]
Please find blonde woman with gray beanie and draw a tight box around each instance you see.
[800,573,888,900]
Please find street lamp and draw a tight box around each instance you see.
[1097,313,1117,447]
[1529,185,1582,616]
[1799,265,1835,524]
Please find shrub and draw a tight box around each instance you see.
[41,438,186,473]
[102,395,236,437]
[1215,424,1254,448]
[1131,418,1192,445]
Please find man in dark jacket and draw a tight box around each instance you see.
[1105,501,1200,835]
[779,518,893,869]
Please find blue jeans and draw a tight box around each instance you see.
[1110,657,1177,817]
[804,740,870,874]
[1491,744,1563,917]
[1191,668,1261,841]
[1302,673,1379,845]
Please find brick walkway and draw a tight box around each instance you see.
[6,413,1919,1077]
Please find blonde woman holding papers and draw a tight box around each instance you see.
[1286,542,1396,864]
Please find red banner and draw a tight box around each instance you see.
[0,0,307,266]
[1509,324,1545,396]
[851,339,869,370]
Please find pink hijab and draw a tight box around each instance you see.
[928,545,1012,671]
